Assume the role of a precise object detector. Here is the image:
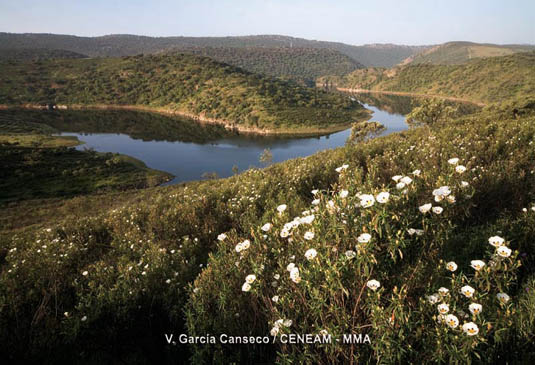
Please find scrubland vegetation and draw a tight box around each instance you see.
[1,95,534,363]
[0,113,172,204]
[169,47,362,84]
[0,53,368,133]
[330,51,535,104]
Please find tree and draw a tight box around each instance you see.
[259,148,273,166]
[406,99,458,127]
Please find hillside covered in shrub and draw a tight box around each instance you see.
[1,97,534,363]
[0,53,368,134]
[168,47,363,83]
[329,51,535,104]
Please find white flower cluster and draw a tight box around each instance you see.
[270,318,292,336]
[241,274,256,292]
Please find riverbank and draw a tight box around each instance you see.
[335,88,487,107]
[0,103,372,137]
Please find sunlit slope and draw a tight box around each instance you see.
[402,41,535,65]
[0,53,368,133]
[336,51,535,103]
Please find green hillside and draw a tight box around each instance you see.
[1,97,535,363]
[0,53,368,133]
[334,51,535,103]
[402,41,535,65]
[0,48,87,61]
[0,32,429,67]
[167,47,363,83]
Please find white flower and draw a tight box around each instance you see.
[280,228,290,238]
[359,194,375,208]
[217,233,227,241]
[427,294,439,304]
[438,287,450,296]
[469,303,483,315]
[366,279,381,291]
[345,250,356,259]
[304,231,315,240]
[270,326,279,336]
[241,240,250,250]
[497,292,510,304]
[82,271,88,276]
[245,274,256,284]
[286,263,295,272]
[392,175,403,182]
[446,195,456,204]
[335,164,349,173]
[455,165,467,174]
[448,157,460,165]
[415,229,424,236]
[166,279,171,284]
[488,236,505,247]
[445,314,459,329]
[311,189,319,195]
[81,316,87,322]
[376,192,390,204]
[272,295,279,303]
[419,203,432,213]
[277,204,287,213]
[305,248,318,260]
[461,181,469,188]
[470,260,485,271]
[300,215,315,224]
[437,303,449,314]
[319,329,329,336]
[432,206,443,214]
[312,199,320,205]
[462,322,479,336]
[496,246,512,258]
[400,176,413,185]
[396,182,406,190]
[283,319,293,327]
[461,285,475,298]
[290,267,301,283]
[242,282,252,292]
[340,190,349,198]
[274,274,280,280]
[412,169,421,176]
[357,233,371,243]
[446,261,458,272]
[261,223,272,232]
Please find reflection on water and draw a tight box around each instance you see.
[1,94,429,184]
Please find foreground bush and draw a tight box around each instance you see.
[1,100,534,363]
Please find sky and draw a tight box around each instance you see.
[0,0,533,45]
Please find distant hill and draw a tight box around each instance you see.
[0,33,429,67]
[0,53,368,133]
[334,51,535,104]
[166,47,363,83]
[0,48,87,61]
[400,41,535,65]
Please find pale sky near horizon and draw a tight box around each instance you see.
[0,0,533,46]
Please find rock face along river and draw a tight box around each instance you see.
[59,93,412,185]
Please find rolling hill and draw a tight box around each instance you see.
[0,32,429,67]
[0,53,368,134]
[0,48,87,61]
[332,51,535,104]
[400,41,535,65]
[165,47,363,83]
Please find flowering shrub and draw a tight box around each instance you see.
[1,101,535,363]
